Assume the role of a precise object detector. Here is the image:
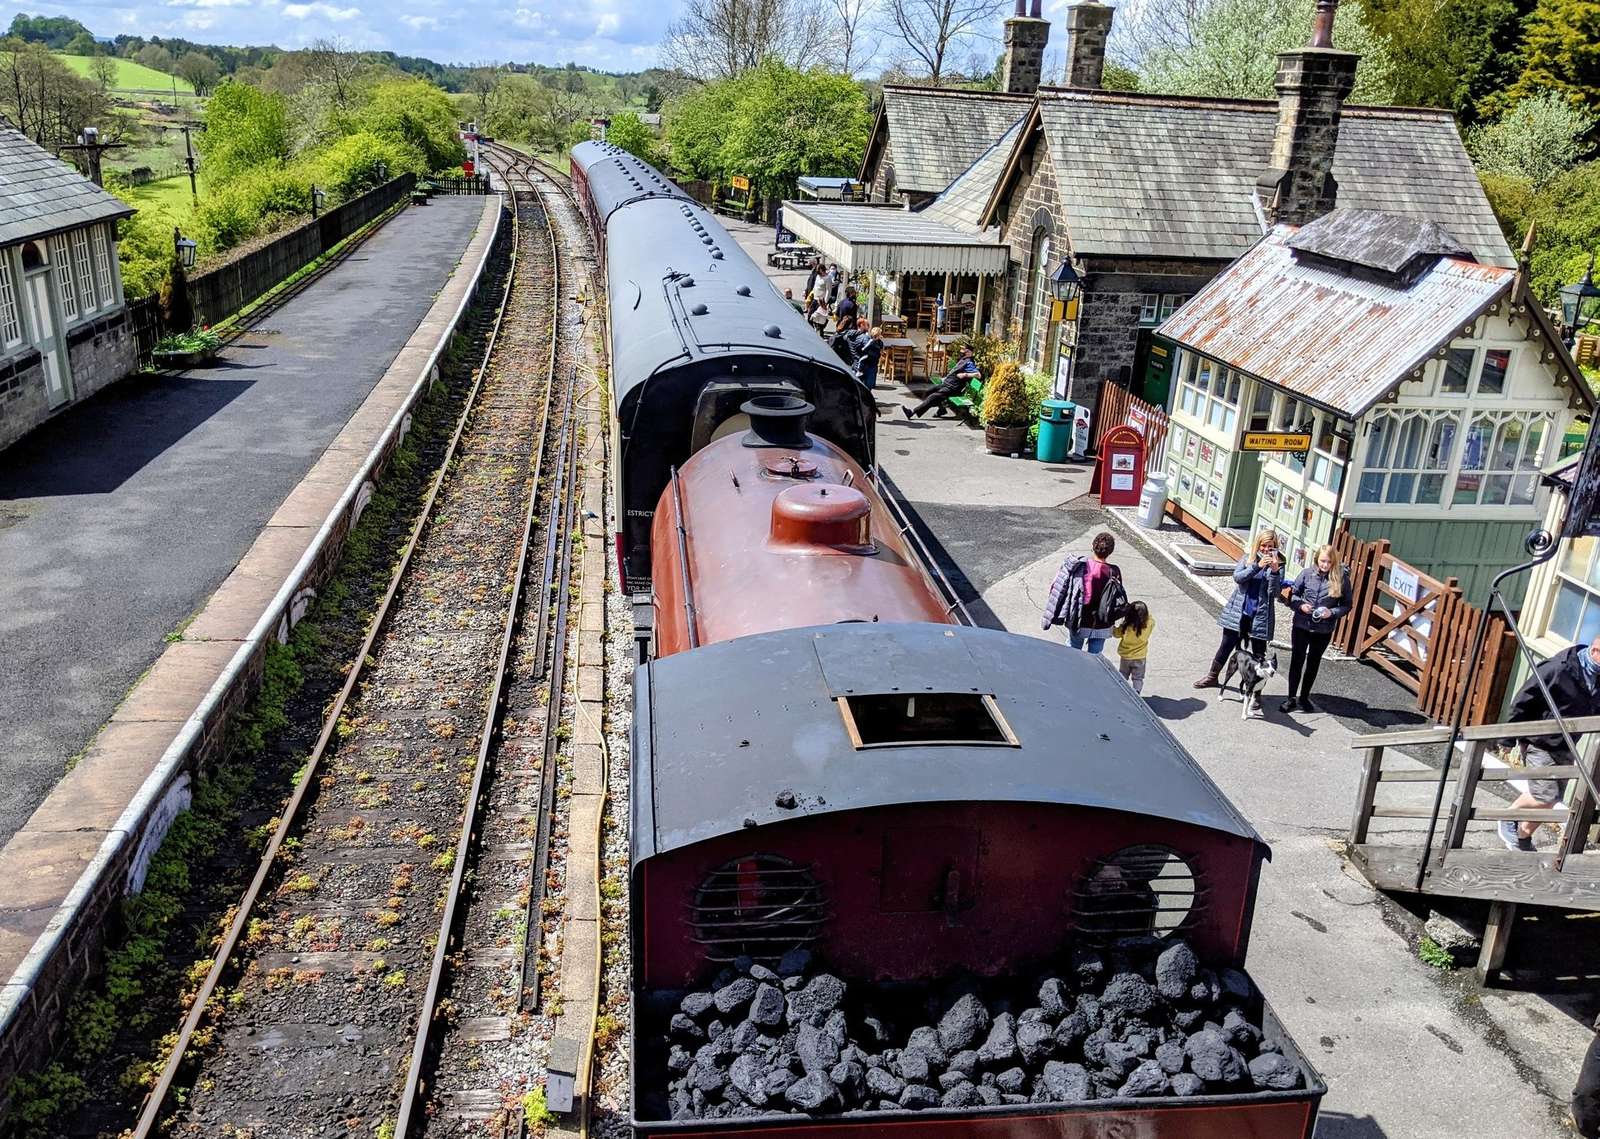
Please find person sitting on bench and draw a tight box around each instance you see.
[904,346,979,419]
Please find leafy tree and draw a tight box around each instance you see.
[1519,162,1600,304]
[89,53,117,91]
[1501,0,1600,129]
[355,78,466,172]
[0,38,108,146]
[5,13,91,49]
[197,81,293,182]
[1467,92,1595,189]
[1139,0,1396,105]
[63,30,98,56]
[605,111,660,165]
[134,44,174,74]
[483,74,549,144]
[176,51,221,96]
[665,80,742,178]
[1356,0,1532,123]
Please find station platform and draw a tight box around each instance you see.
[0,196,490,845]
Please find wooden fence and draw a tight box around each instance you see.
[1092,377,1170,476]
[429,175,490,194]
[1328,529,1516,725]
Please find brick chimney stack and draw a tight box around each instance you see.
[1062,0,1114,90]
[1257,0,1359,227]
[1001,0,1049,95]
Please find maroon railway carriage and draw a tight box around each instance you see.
[627,400,1325,1137]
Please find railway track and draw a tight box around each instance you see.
[128,167,585,1139]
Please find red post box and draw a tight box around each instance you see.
[1098,425,1145,507]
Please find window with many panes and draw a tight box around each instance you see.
[0,255,20,347]
[1139,293,1191,326]
[1357,409,1459,505]
[1546,536,1600,647]
[48,233,78,322]
[71,229,95,314]
[95,225,115,307]
[1453,410,1549,506]
[1175,355,1242,433]
[1438,344,1511,398]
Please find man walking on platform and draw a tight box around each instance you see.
[1498,635,1600,851]
[904,346,979,419]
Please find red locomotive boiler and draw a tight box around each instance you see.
[628,398,1324,1138]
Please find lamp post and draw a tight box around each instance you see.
[1048,260,1084,399]
[375,160,388,184]
[173,228,197,270]
[311,185,326,219]
[1049,259,1083,306]
[1560,254,1600,346]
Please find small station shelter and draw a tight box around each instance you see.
[0,126,136,452]
[1154,209,1591,601]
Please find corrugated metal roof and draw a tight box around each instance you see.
[1158,224,1514,417]
[781,201,1009,276]
[919,116,1024,236]
[1016,90,1512,268]
[879,86,1032,195]
[0,127,133,247]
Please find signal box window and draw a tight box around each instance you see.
[836,692,1018,748]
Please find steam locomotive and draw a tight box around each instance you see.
[625,396,1326,1138]
[568,141,876,592]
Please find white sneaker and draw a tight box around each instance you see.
[1497,820,1522,851]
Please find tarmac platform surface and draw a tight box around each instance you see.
[0,197,486,845]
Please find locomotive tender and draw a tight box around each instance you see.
[568,142,876,592]
[626,397,1326,1138]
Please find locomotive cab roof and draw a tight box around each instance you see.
[632,622,1265,864]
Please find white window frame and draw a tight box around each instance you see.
[1434,343,1514,400]
[1175,356,1242,435]
[1356,408,1459,507]
[1138,293,1160,324]
[95,224,116,307]
[71,229,96,315]
[1541,536,1600,649]
[0,253,21,348]
[1451,408,1551,508]
[49,233,79,322]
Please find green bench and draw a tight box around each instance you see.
[946,376,984,416]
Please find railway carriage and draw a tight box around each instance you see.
[626,398,1325,1138]
[568,142,875,592]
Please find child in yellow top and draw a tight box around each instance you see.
[1113,601,1155,694]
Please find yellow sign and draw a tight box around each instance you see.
[1048,298,1080,322]
[1241,431,1312,452]
[730,175,750,191]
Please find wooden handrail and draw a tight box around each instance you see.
[1351,713,1600,749]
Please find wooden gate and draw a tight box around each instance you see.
[1329,529,1516,726]
[1092,378,1169,478]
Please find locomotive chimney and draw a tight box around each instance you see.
[741,395,815,450]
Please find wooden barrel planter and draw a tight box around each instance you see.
[985,423,1027,455]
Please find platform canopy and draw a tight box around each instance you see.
[779,200,1009,277]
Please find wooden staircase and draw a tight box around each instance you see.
[1348,714,1600,982]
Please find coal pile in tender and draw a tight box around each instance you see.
[648,941,1304,1121]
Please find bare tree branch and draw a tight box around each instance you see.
[661,0,840,80]
[876,0,1006,85]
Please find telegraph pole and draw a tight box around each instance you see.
[182,124,198,201]
[60,128,125,187]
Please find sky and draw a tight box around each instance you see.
[2,0,675,70]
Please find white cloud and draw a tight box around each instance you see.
[400,13,439,27]
[594,11,618,34]
[283,1,361,18]
[166,0,252,8]
[512,7,542,26]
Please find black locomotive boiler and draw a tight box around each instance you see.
[568,141,875,591]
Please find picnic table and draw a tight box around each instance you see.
[881,337,915,385]
[767,243,814,271]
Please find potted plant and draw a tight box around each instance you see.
[980,361,1032,455]
[152,326,223,369]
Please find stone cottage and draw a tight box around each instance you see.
[0,125,137,452]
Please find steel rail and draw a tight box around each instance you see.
[394,154,566,1136]
[131,186,525,1139]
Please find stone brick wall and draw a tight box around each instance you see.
[997,136,1061,341]
[0,351,46,453]
[1002,17,1050,95]
[1063,1,1114,88]
[1261,49,1358,226]
[1072,257,1224,408]
[66,308,137,403]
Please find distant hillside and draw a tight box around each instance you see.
[54,54,194,94]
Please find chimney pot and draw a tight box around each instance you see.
[1309,0,1338,49]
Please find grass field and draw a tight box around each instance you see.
[54,54,193,94]
[116,174,200,223]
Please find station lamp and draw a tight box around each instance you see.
[375,160,389,183]
[173,228,197,270]
[1050,260,1083,304]
[1561,254,1600,344]
[311,185,326,218]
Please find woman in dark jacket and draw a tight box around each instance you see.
[1279,543,1351,713]
[855,325,884,391]
[1194,531,1283,688]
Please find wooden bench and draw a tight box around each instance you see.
[947,376,984,416]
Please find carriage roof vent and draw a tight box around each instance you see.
[737,285,753,296]
[763,323,782,338]
[741,395,813,449]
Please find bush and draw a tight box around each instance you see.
[952,331,1016,379]
[112,201,184,299]
[196,165,314,252]
[981,361,1031,427]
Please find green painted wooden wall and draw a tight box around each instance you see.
[1345,517,1539,608]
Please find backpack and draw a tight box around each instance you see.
[1094,571,1129,628]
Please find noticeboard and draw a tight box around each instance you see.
[1563,424,1600,539]
[1241,431,1312,453]
[730,175,751,192]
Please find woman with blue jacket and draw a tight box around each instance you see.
[1194,531,1284,689]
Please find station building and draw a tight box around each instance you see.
[1152,209,1590,601]
[792,0,1508,415]
[0,126,137,452]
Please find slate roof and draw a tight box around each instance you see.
[0,127,133,248]
[919,116,1024,235]
[990,90,1511,268]
[1157,224,1540,417]
[1287,207,1472,276]
[873,86,1033,196]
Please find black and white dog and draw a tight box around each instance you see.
[1220,645,1278,720]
